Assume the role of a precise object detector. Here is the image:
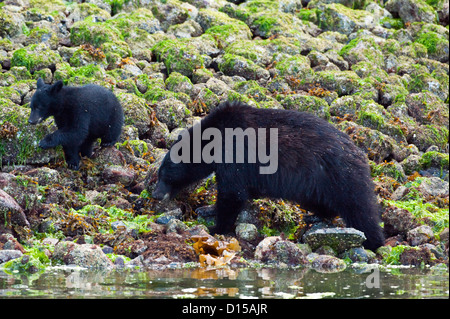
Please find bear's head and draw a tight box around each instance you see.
[28,78,63,125]
[152,151,191,201]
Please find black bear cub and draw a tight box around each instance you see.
[28,78,124,170]
[152,101,385,251]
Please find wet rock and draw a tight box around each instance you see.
[156,208,183,225]
[382,206,416,237]
[166,219,189,234]
[102,165,137,186]
[0,250,23,264]
[340,247,375,263]
[152,38,204,77]
[401,154,422,175]
[319,3,376,36]
[254,236,307,265]
[417,177,449,197]
[303,228,366,253]
[338,121,396,162]
[23,167,60,186]
[154,97,190,130]
[52,241,114,269]
[0,189,30,235]
[216,54,270,81]
[168,19,203,39]
[399,245,436,266]
[307,253,347,273]
[0,233,25,252]
[92,147,126,168]
[235,223,258,241]
[407,225,435,246]
[439,228,449,245]
[385,0,436,24]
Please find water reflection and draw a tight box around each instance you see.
[0,266,448,299]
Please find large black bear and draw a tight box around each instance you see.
[152,101,384,251]
[28,79,124,170]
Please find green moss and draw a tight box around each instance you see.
[70,17,122,47]
[282,95,330,120]
[371,161,406,182]
[381,244,409,265]
[420,151,449,171]
[205,23,251,48]
[104,0,131,15]
[385,198,448,234]
[152,39,204,77]
[11,44,62,73]
[380,17,404,30]
[298,8,321,23]
[2,244,54,273]
[253,16,277,34]
[415,31,447,55]
[275,55,312,77]
[165,72,193,91]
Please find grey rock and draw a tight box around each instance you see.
[254,236,306,265]
[52,242,114,269]
[339,247,375,263]
[407,225,434,246]
[418,177,449,197]
[385,0,436,24]
[235,223,258,241]
[303,228,366,253]
[0,250,23,264]
[156,208,183,225]
[307,253,347,273]
[382,206,416,236]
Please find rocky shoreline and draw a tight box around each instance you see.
[0,0,448,273]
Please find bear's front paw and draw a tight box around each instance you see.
[39,136,56,149]
[66,161,80,171]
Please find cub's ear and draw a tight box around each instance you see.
[50,80,63,94]
[37,78,45,88]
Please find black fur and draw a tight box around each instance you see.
[28,78,124,170]
[152,101,384,250]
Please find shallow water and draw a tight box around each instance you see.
[0,265,448,299]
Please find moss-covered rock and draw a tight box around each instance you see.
[405,92,449,128]
[165,71,195,98]
[0,98,61,166]
[11,44,63,73]
[339,37,384,68]
[217,53,270,81]
[339,121,397,162]
[205,23,252,49]
[0,9,26,38]
[152,38,204,77]
[385,0,437,24]
[275,55,313,78]
[414,31,449,62]
[281,94,330,120]
[408,124,449,152]
[70,16,122,47]
[319,3,376,35]
[314,70,361,96]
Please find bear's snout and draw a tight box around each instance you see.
[152,181,171,201]
[152,189,170,201]
[28,117,42,125]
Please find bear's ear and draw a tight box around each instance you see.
[50,80,63,94]
[37,78,45,88]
